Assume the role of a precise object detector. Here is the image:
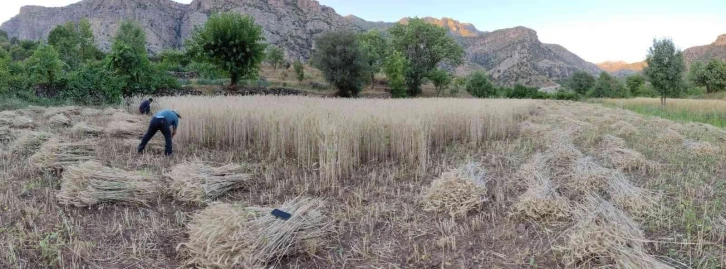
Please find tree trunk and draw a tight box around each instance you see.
[370,74,375,90]
[228,73,239,92]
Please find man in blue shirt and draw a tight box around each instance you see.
[139,98,153,115]
[137,109,180,156]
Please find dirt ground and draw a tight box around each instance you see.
[1,100,724,268]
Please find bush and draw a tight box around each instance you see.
[312,31,368,97]
[63,61,123,105]
[293,60,304,84]
[189,62,227,79]
[465,72,496,98]
[383,50,407,98]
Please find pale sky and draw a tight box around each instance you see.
[2,0,725,64]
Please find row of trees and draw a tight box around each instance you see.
[0,19,179,105]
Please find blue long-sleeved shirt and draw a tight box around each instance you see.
[153,109,179,129]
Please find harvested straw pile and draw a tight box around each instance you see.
[558,195,672,268]
[0,126,12,143]
[29,139,96,170]
[57,161,160,207]
[606,173,659,216]
[9,115,35,129]
[515,153,548,184]
[0,110,17,124]
[166,162,252,203]
[80,108,102,117]
[105,121,144,138]
[563,157,612,196]
[48,113,71,126]
[599,134,627,149]
[10,131,50,154]
[42,106,79,118]
[511,172,571,221]
[178,197,333,269]
[520,121,551,139]
[683,140,720,157]
[656,128,684,143]
[421,162,488,217]
[544,142,583,178]
[611,121,639,137]
[111,112,142,123]
[601,147,651,172]
[71,122,103,136]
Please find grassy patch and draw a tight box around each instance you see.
[597,98,726,128]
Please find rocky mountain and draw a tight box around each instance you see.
[1,0,602,88]
[461,27,602,87]
[1,0,353,59]
[597,61,646,73]
[683,34,726,65]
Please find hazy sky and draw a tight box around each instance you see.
[2,0,725,63]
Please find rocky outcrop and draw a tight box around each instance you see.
[462,27,601,87]
[2,1,601,87]
[683,34,726,65]
[597,61,646,73]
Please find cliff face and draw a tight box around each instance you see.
[1,1,603,88]
[683,34,726,65]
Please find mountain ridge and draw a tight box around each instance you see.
[1,0,602,88]
[683,34,726,65]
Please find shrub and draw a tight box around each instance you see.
[27,44,63,86]
[265,46,285,70]
[312,31,368,97]
[293,60,304,84]
[383,50,407,98]
[465,72,496,98]
[63,61,123,105]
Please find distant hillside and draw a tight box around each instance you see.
[683,34,726,65]
[1,0,602,88]
[597,61,646,73]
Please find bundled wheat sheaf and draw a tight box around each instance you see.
[544,142,583,178]
[598,134,627,149]
[48,113,71,126]
[656,128,684,143]
[57,161,160,207]
[71,122,104,136]
[105,120,144,137]
[611,120,639,137]
[563,156,612,196]
[29,138,97,170]
[178,197,333,269]
[512,171,571,221]
[151,96,534,180]
[422,162,488,216]
[600,146,654,173]
[606,173,659,216]
[165,162,252,203]
[557,195,672,268]
[10,131,51,154]
[42,106,79,118]
[683,140,721,157]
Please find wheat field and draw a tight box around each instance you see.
[150,96,534,181]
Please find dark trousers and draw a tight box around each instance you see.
[140,107,150,115]
[137,117,172,155]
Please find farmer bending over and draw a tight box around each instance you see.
[139,98,153,115]
[137,109,180,156]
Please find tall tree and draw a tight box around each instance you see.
[359,29,387,89]
[568,71,595,95]
[383,50,407,98]
[27,44,63,86]
[312,31,368,97]
[592,72,627,98]
[265,46,284,70]
[389,18,464,96]
[0,48,11,93]
[625,74,646,97]
[48,21,81,69]
[644,38,685,105]
[689,59,726,93]
[106,21,152,96]
[186,12,266,90]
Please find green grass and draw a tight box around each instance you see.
[597,99,726,128]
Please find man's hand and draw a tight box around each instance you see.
[172,128,177,138]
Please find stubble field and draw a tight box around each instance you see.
[1,96,725,268]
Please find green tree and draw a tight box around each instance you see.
[312,31,368,97]
[644,38,686,105]
[383,50,407,98]
[389,18,464,96]
[64,60,123,104]
[106,21,152,96]
[568,71,595,95]
[186,12,266,90]
[10,40,39,61]
[158,49,190,72]
[625,74,646,97]
[293,60,305,84]
[689,59,726,93]
[48,21,81,69]
[427,68,451,96]
[465,72,496,98]
[27,44,63,86]
[78,18,102,61]
[591,72,628,98]
[359,29,387,89]
[0,48,11,93]
[266,46,284,70]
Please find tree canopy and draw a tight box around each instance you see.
[465,72,496,98]
[265,46,285,70]
[389,18,464,96]
[625,74,646,97]
[312,31,368,97]
[591,72,628,98]
[568,71,595,95]
[427,68,452,96]
[186,12,267,89]
[359,29,387,89]
[688,59,726,93]
[644,38,685,105]
[27,44,63,86]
